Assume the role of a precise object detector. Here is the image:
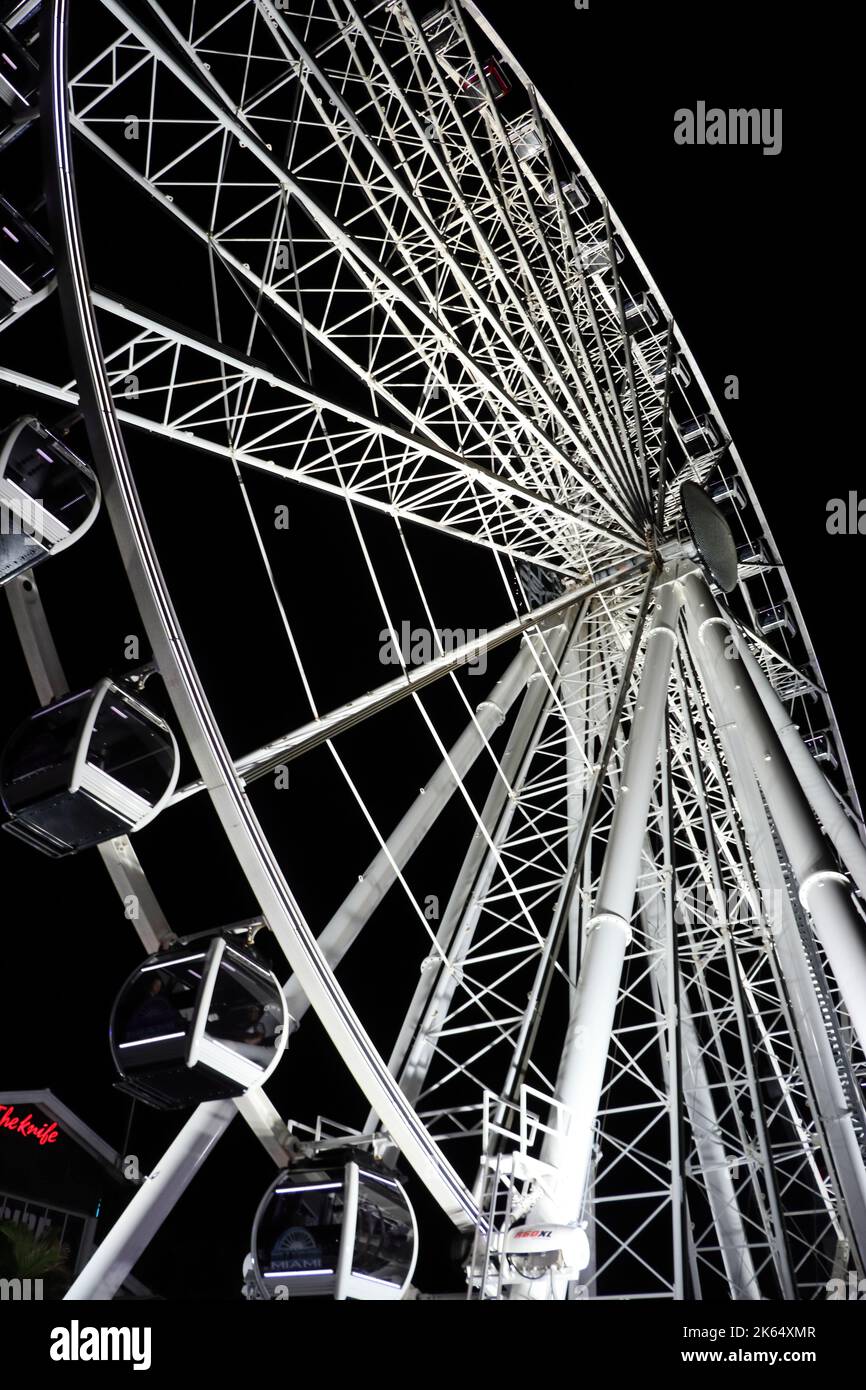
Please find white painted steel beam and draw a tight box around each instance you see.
[725,622,866,898]
[639,870,760,1300]
[172,561,645,801]
[379,609,580,1123]
[684,572,866,1054]
[531,568,686,1250]
[282,621,564,1023]
[681,636,866,1269]
[64,1101,237,1300]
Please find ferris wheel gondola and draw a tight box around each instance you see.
[109,928,289,1109]
[251,1156,417,1301]
[0,416,100,584]
[0,675,178,854]
[0,9,38,118]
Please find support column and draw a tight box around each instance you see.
[381,613,579,1123]
[532,568,685,1242]
[639,852,760,1300]
[64,1101,237,1300]
[684,572,866,1053]
[726,626,866,899]
[674,658,796,1297]
[563,623,591,1001]
[679,641,866,1269]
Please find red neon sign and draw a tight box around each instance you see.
[0,1105,59,1146]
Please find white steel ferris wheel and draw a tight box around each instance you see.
[2,0,866,1302]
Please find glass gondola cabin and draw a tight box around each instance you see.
[0,15,38,119]
[0,417,100,585]
[0,677,178,855]
[0,202,53,311]
[462,57,510,105]
[110,932,289,1109]
[252,1158,417,1301]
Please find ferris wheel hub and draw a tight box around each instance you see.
[680,480,740,593]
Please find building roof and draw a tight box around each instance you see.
[0,1089,126,1182]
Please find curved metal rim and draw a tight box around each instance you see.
[43,0,481,1234]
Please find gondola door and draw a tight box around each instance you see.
[187,937,286,1090]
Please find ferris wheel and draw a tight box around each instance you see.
[1,0,865,1302]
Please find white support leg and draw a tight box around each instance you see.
[679,1010,761,1298]
[532,569,685,1251]
[63,1101,237,1301]
[640,872,760,1299]
[684,572,866,1053]
[563,623,590,1003]
[680,638,866,1268]
[726,625,866,899]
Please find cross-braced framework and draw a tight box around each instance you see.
[2,0,865,1301]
